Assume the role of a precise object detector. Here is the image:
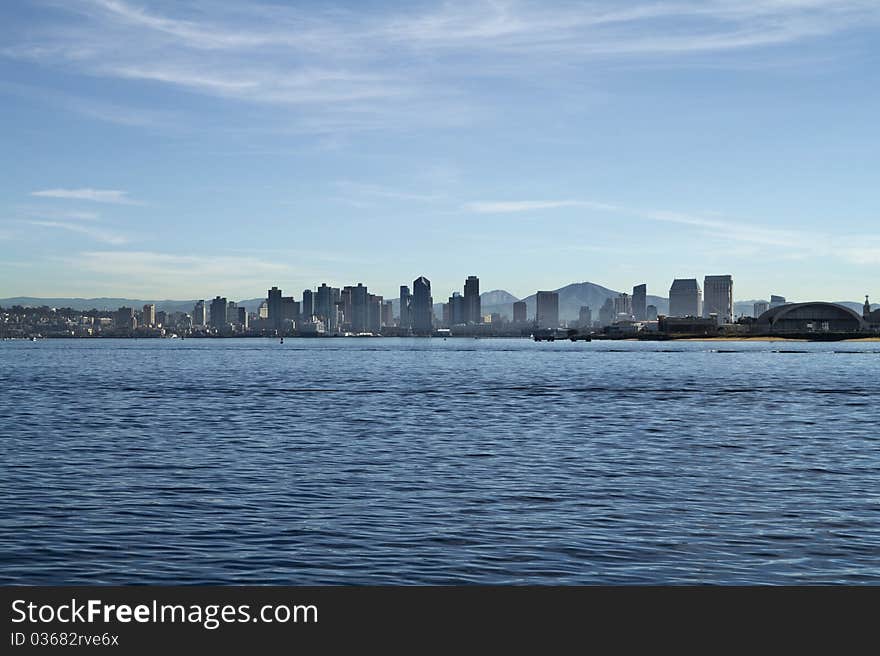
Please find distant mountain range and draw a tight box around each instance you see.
[2,290,875,322]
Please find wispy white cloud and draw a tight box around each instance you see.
[335,181,443,203]
[27,220,129,245]
[31,188,137,204]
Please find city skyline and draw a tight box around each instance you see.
[2,1,880,301]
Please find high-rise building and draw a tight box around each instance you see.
[302,289,314,319]
[367,293,382,333]
[382,301,394,327]
[753,301,770,318]
[513,301,527,323]
[632,284,647,321]
[281,297,299,324]
[399,285,412,330]
[315,284,341,334]
[463,275,481,324]
[142,304,156,327]
[770,295,787,308]
[448,291,465,325]
[193,300,207,327]
[535,291,559,329]
[598,297,614,326]
[209,296,228,329]
[258,301,269,319]
[237,306,248,328]
[114,306,136,331]
[226,301,239,325]
[267,286,283,332]
[703,275,734,324]
[579,306,592,329]
[350,283,369,333]
[646,304,658,320]
[614,293,633,318]
[669,279,702,317]
[412,276,433,335]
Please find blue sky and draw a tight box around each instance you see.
[1,0,878,302]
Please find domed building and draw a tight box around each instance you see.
[755,302,866,334]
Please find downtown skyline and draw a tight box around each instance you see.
[2,1,880,301]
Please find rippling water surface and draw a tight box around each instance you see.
[1,338,878,584]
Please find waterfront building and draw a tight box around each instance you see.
[535,291,559,329]
[448,291,465,325]
[669,279,702,317]
[614,293,633,319]
[367,293,382,333]
[399,285,413,330]
[382,301,394,328]
[464,275,481,324]
[193,300,207,327]
[703,275,734,324]
[209,296,227,329]
[280,297,299,327]
[142,304,156,327]
[646,304,658,320]
[315,284,341,333]
[302,289,314,319]
[513,301,527,323]
[267,286,283,332]
[598,297,614,326]
[753,301,770,318]
[258,301,269,320]
[350,283,369,333]
[770,295,787,308]
[756,302,865,333]
[237,306,248,329]
[412,276,433,335]
[579,306,592,329]
[114,306,136,331]
[632,284,647,321]
[155,310,166,327]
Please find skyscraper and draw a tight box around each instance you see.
[315,283,340,334]
[209,296,227,329]
[367,293,382,333]
[669,279,702,317]
[463,275,481,324]
[598,297,614,326]
[142,304,156,327]
[703,275,734,324]
[350,283,368,333]
[646,305,658,320]
[770,295,787,308]
[267,286,283,332]
[193,300,207,327]
[614,293,633,318]
[302,289,314,319]
[382,300,394,327]
[412,276,433,335]
[632,284,647,321]
[513,301,527,323]
[399,285,412,330]
[448,291,465,325]
[579,306,592,329]
[535,291,559,329]
[754,301,770,318]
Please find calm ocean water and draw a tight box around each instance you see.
[1,338,878,584]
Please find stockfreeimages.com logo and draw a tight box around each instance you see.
[11,599,318,631]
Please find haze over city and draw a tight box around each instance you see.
[1,0,879,301]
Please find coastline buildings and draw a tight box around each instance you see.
[753,301,770,318]
[302,289,314,319]
[464,276,481,324]
[193,300,207,327]
[315,283,340,334]
[513,301,527,323]
[448,291,465,325]
[669,279,702,317]
[350,283,369,333]
[703,275,734,324]
[535,291,559,329]
[578,306,592,330]
[632,284,647,321]
[770,295,787,308]
[614,293,633,320]
[209,296,227,329]
[412,276,433,335]
[142,303,156,328]
[267,286,283,332]
[399,285,412,331]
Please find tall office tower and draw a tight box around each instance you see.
[280,297,299,328]
[382,301,394,327]
[579,306,592,329]
[367,293,382,333]
[237,306,248,328]
[463,275,481,324]
[598,297,615,326]
[350,283,369,333]
[646,304,658,320]
[340,287,353,330]
[155,310,167,327]
[703,275,734,324]
[770,295,786,308]
[193,300,207,326]
[114,306,136,330]
[258,301,269,319]
[614,293,633,318]
[302,289,314,319]
[399,285,413,330]
[535,291,559,329]
[226,301,239,325]
[142,304,156,327]
[267,286,283,332]
[441,303,450,326]
[315,284,341,334]
[209,296,228,329]
[412,276,433,335]
[753,301,770,318]
[513,301,527,323]
[632,284,647,321]
[448,291,465,325]
[669,279,702,317]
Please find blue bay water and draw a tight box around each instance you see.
[1,338,878,584]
